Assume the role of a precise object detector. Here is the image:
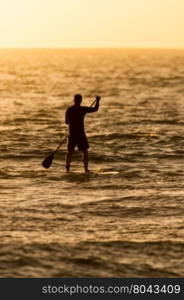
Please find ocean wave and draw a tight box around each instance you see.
[0,240,183,277]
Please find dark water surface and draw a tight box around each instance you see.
[0,49,184,277]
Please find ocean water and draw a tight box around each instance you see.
[0,48,184,277]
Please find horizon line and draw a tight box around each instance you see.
[0,46,184,50]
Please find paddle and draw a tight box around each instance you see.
[42,135,68,168]
[90,99,97,107]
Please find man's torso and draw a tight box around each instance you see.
[66,105,88,135]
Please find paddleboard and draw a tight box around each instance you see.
[64,170,119,175]
[96,171,119,175]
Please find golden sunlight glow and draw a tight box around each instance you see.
[0,0,183,48]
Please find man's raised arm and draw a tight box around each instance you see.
[86,96,101,113]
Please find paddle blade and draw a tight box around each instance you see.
[42,153,54,169]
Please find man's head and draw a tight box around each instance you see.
[74,94,82,105]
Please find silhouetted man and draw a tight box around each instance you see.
[65,94,100,172]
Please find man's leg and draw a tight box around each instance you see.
[66,150,73,172]
[82,149,89,173]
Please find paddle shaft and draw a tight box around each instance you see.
[54,135,68,154]
[90,99,97,107]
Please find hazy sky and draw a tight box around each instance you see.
[0,0,183,48]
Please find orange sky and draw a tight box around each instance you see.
[0,0,183,48]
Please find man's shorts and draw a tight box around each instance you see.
[67,133,89,151]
